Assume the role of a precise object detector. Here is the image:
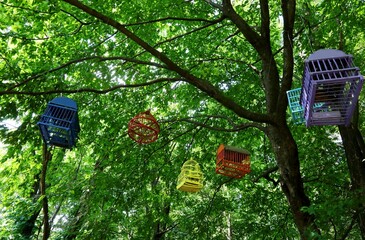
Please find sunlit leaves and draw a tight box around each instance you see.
[0,0,365,239]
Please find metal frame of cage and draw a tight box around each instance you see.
[37,97,80,149]
[301,49,364,126]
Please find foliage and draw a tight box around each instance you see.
[0,0,365,239]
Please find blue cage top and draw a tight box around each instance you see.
[50,97,78,109]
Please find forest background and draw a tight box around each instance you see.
[0,0,365,239]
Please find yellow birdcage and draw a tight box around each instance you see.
[177,159,203,193]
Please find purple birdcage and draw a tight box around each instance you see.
[301,49,364,126]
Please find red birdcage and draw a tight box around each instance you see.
[216,144,250,178]
[128,110,160,144]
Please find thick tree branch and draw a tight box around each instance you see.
[62,0,272,124]
[221,0,264,51]
[221,0,280,114]
[259,0,270,41]
[277,0,296,116]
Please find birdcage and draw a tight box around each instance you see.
[301,49,364,126]
[286,88,305,124]
[286,88,324,124]
[216,144,250,178]
[37,97,80,149]
[177,159,203,193]
[128,110,160,144]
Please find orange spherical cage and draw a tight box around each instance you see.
[128,110,160,144]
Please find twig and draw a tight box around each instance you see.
[340,211,358,240]
[253,165,279,186]
[203,178,234,217]
[161,115,266,132]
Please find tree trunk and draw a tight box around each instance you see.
[20,208,42,239]
[338,123,365,238]
[267,123,319,239]
[41,144,52,240]
[19,173,41,239]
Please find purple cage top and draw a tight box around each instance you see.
[300,49,364,126]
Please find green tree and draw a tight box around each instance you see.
[0,0,364,239]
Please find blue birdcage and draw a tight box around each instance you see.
[37,97,80,149]
[301,49,364,126]
[286,88,305,124]
[286,88,324,124]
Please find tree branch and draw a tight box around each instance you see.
[161,115,266,132]
[277,0,296,116]
[203,178,234,217]
[221,0,264,53]
[221,0,280,114]
[340,210,358,240]
[203,0,223,10]
[1,78,181,96]
[62,0,272,124]
[123,16,218,26]
[253,165,279,186]
[152,15,226,49]
[6,56,168,91]
[259,0,270,41]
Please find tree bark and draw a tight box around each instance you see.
[19,173,41,239]
[41,144,52,240]
[20,208,42,238]
[338,122,365,239]
[266,123,319,238]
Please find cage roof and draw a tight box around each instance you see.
[223,145,250,155]
[50,97,78,109]
[306,49,351,61]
